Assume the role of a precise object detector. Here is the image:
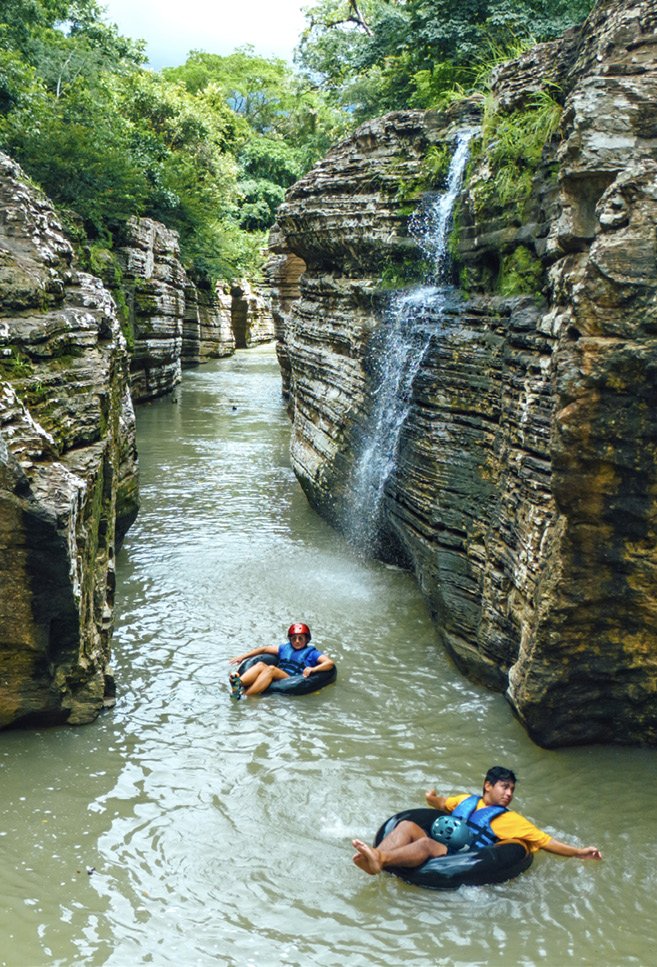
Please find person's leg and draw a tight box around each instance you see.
[352,820,446,874]
[376,820,427,853]
[238,662,268,688]
[243,665,290,696]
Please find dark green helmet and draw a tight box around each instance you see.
[431,815,472,851]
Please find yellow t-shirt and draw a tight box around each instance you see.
[445,794,552,853]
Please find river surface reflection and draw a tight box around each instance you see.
[2,346,656,966]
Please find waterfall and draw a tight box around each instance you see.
[347,128,476,555]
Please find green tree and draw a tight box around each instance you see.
[165,48,349,237]
[164,47,296,133]
[296,0,596,117]
[0,1,263,280]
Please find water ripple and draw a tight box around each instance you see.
[1,349,656,965]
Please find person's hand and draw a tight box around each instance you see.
[579,846,602,860]
[425,789,440,807]
[229,656,242,665]
[302,667,313,678]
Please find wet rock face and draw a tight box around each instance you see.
[268,106,470,504]
[230,280,275,349]
[0,153,138,728]
[182,282,235,367]
[270,0,657,746]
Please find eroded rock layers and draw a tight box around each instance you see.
[269,0,657,746]
[117,217,237,403]
[0,153,138,727]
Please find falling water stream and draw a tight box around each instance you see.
[0,346,656,966]
[348,130,475,552]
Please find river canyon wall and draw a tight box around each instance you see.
[0,153,138,727]
[117,217,274,404]
[269,0,657,747]
[0,158,276,728]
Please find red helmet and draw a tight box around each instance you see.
[287,622,311,641]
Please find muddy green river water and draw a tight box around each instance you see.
[1,346,656,966]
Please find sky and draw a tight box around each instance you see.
[100,0,309,69]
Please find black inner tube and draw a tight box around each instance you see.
[373,808,533,889]
[238,652,337,696]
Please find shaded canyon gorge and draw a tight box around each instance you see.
[0,155,273,728]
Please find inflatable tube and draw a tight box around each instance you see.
[374,808,533,889]
[237,652,337,696]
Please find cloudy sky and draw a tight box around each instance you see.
[100,0,308,69]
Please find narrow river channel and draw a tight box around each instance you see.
[2,346,657,966]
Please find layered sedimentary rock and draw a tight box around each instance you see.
[267,226,306,395]
[182,281,234,367]
[270,0,657,746]
[230,279,275,348]
[117,220,271,390]
[117,217,186,402]
[0,153,138,728]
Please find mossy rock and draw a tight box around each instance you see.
[379,255,432,290]
[0,349,34,379]
[497,246,545,297]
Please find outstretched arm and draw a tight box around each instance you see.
[542,838,602,860]
[302,653,334,677]
[425,789,450,811]
[229,645,279,665]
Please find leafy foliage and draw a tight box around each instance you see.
[472,87,563,215]
[497,245,545,296]
[296,0,596,118]
[0,2,346,284]
[164,48,348,238]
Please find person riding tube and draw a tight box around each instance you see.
[352,766,602,879]
[228,623,334,699]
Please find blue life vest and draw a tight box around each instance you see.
[451,794,507,848]
[277,642,320,676]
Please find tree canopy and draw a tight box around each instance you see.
[0,0,597,284]
[296,0,596,118]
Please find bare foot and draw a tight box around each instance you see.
[351,839,383,875]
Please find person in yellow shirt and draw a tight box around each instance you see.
[352,765,602,875]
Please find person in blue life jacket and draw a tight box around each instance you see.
[228,622,334,700]
[352,765,602,875]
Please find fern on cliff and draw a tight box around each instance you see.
[474,87,563,213]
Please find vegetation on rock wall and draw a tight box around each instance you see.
[0,0,594,290]
[497,245,545,297]
[472,87,563,216]
[296,0,595,119]
[379,255,431,289]
[434,84,563,297]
